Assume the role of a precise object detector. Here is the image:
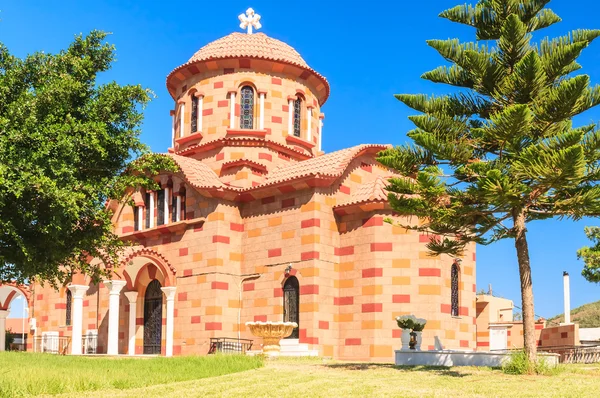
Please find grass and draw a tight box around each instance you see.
[64,357,600,398]
[3,354,600,397]
[0,352,263,397]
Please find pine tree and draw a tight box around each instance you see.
[377,0,600,369]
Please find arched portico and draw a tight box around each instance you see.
[0,284,31,352]
[103,247,177,356]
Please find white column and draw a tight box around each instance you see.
[179,103,185,138]
[148,192,154,228]
[164,187,170,225]
[307,106,313,142]
[68,284,89,355]
[137,206,143,231]
[0,310,8,352]
[123,291,138,356]
[161,287,177,357]
[197,95,204,133]
[229,91,236,129]
[104,280,126,355]
[175,195,182,222]
[563,272,571,324]
[318,118,323,152]
[170,110,175,145]
[259,92,265,130]
[287,98,294,135]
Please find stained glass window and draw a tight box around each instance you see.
[451,263,459,316]
[293,97,302,137]
[191,96,198,133]
[66,290,72,326]
[240,86,254,129]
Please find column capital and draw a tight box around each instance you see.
[228,89,238,95]
[177,99,186,105]
[319,113,325,120]
[258,89,267,95]
[0,309,9,319]
[123,291,138,303]
[68,284,90,299]
[161,286,177,300]
[193,91,205,98]
[104,280,127,295]
[169,109,175,116]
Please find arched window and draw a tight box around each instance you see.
[65,289,72,326]
[451,262,459,316]
[143,280,163,355]
[191,95,199,133]
[293,97,302,137]
[240,86,254,129]
[283,276,300,339]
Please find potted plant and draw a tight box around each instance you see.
[396,315,416,351]
[412,318,427,351]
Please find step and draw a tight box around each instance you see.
[279,339,300,346]
[279,349,319,357]
[280,343,310,352]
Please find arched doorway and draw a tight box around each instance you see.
[283,276,299,339]
[143,280,162,354]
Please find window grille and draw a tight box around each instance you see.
[240,86,254,129]
[157,189,165,226]
[451,263,459,316]
[65,290,72,326]
[293,98,302,137]
[191,96,198,133]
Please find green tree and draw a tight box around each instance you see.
[577,227,600,282]
[0,31,176,285]
[377,0,600,369]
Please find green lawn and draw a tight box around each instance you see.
[3,354,600,397]
[0,352,263,397]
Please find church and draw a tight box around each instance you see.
[18,9,477,361]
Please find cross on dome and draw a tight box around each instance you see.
[238,8,262,34]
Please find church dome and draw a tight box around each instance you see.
[166,32,329,104]
[188,32,309,69]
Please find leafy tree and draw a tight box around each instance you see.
[0,31,176,285]
[377,0,600,368]
[577,227,600,282]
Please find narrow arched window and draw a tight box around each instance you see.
[451,262,459,316]
[240,86,254,129]
[191,95,199,133]
[293,97,302,137]
[283,276,300,339]
[66,289,72,326]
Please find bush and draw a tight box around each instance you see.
[502,351,562,375]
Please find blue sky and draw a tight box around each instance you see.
[2,0,600,319]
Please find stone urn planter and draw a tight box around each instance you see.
[245,321,298,357]
[400,329,412,351]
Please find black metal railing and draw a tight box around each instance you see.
[209,338,253,354]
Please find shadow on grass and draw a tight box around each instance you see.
[325,363,471,377]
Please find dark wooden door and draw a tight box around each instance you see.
[283,276,299,339]
[143,280,163,354]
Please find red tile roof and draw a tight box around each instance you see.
[335,175,391,208]
[189,33,308,68]
[166,32,330,104]
[265,144,390,186]
[164,154,226,190]
[163,144,390,196]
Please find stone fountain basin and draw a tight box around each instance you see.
[245,321,298,356]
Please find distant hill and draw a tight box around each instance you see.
[548,300,600,328]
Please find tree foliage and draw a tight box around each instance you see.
[0,31,176,285]
[577,227,600,283]
[377,0,600,366]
